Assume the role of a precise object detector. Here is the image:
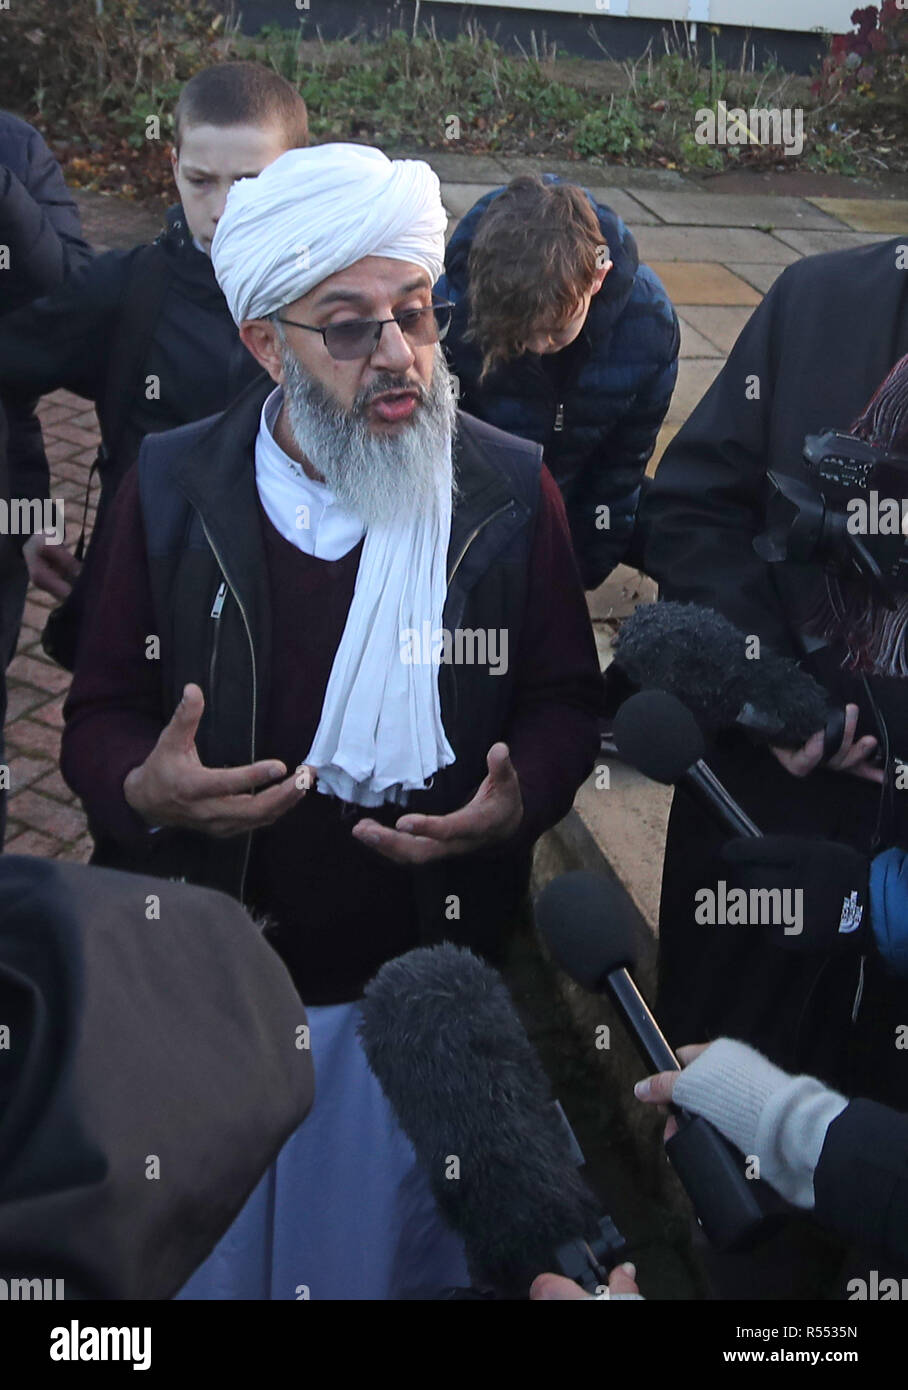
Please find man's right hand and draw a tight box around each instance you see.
[770,702,883,784]
[124,683,312,837]
[23,532,82,600]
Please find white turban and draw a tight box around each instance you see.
[211,143,448,325]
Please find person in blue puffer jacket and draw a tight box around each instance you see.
[435,173,679,590]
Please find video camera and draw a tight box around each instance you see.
[755,429,908,608]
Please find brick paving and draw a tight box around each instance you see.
[4,174,906,866]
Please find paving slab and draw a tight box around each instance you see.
[770,227,895,256]
[627,189,843,230]
[491,155,687,189]
[666,358,723,425]
[635,224,799,263]
[586,187,659,225]
[677,314,724,359]
[647,260,762,305]
[588,564,657,622]
[572,760,672,930]
[403,150,511,183]
[724,261,788,293]
[440,183,498,218]
[808,197,908,235]
[647,422,678,475]
[678,304,755,355]
[441,181,660,226]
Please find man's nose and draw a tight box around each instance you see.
[369,318,416,373]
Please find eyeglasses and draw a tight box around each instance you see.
[276,301,454,361]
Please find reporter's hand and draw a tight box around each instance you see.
[24,532,81,600]
[770,703,882,784]
[530,1263,641,1300]
[634,1043,712,1141]
[351,741,523,865]
[123,683,312,838]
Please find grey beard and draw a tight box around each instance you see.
[278,341,458,528]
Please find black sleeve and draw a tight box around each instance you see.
[0,125,92,309]
[641,270,797,655]
[0,248,129,408]
[814,1097,908,1265]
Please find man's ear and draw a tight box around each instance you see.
[240,320,284,384]
[170,147,179,177]
[591,261,612,295]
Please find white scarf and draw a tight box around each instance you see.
[255,388,455,807]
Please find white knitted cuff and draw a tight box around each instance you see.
[672,1038,847,1209]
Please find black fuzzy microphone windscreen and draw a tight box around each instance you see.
[358,943,603,1299]
[613,601,832,748]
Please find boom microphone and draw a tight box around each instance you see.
[614,600,845,754]
[535,871,786,1252]
[613,689,762,838]
[358,943,625,1299]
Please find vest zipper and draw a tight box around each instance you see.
[208,580,227,696]
[447,502,513,586]
[443,501,516,738]
[553,401,565,433]
[199,520,258,902]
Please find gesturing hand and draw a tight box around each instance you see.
[770,702,883,784]
[351,742,524,865]
[124,683,313,838]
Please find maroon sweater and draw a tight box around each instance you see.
[62,464,603,1003]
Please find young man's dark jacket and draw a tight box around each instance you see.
[61,379,603,1004]
[435,175,679,589]
[641,237,908,1114]
[0,202,263,513]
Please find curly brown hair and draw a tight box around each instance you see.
[463,174,608,384]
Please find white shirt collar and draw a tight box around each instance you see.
[254,386,366,560]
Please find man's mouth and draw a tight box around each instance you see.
[370,389,420,423]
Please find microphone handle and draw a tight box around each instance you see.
[683,759,762,839]
[606,968,679,1075]
[604,966,785,1254]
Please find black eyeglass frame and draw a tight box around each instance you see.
[276,300,455,361]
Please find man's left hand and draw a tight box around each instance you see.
[351,742,523,865]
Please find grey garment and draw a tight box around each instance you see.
[672,1037,848,1209]
[0,856,314,1298]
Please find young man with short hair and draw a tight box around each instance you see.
[0,61,308,658]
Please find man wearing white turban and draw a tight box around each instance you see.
[61,144,604,1298]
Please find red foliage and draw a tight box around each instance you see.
[813,0,908,100]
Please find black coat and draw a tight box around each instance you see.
[0,112,90,317]
[0,112,91,519]
[816,1098,908,1267]
[0,202,263,510]
[642,237,908,1110]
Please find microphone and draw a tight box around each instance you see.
[535,871,786,1253]
[358,943,626,1299]
[613,689,762,839]
[614,600,845,755]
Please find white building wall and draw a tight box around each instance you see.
[428,0,854,36]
